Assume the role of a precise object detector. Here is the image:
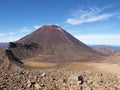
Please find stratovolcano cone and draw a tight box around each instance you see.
[7,25,101,62]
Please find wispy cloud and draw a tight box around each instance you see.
[75,34,120,45]
[66,6,116,25]
[33,25,42,29]
[0,36,20,42]
[0,33,5,36]
[8,32,16,35]
[0,32,21,42]
[20,27,32,33]
[0,27,33,42]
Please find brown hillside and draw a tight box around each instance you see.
[94,45,117,56]
[103,52,120,64]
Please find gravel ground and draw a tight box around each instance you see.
[0,67,120,90]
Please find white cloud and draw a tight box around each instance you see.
[0,32,26,42]
[0,32,21,42]
[8,32,16,35]
[66,7,116,25]
[54,23,60,26]
[0,27,32,42]
[0,33,5,36]
[20,27,32,33]
[0,32,18,42]
[0,36,20,42]
[33,25,42,29]
[75,34,120,45]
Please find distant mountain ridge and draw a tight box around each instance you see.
[90,45,120,51]
[0,43,8,49]
[94,46,118,56]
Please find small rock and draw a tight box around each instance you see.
[78,75,84,84]
[63,79,67,83]
[35,83,41,89]
[41,73,46,77]
[17,89,21,90]
[41,84,45,87]
[86,87,92,90]
[77,81,82,85]
[27,80,32,88]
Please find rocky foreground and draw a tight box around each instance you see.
[0,67,120,90]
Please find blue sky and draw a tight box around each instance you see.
[0,0,120,45]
